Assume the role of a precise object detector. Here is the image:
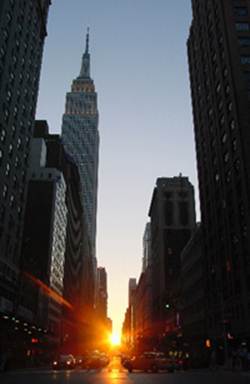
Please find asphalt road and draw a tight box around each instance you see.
[1,368,250,384]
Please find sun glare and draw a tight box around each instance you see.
[109,332,121,346]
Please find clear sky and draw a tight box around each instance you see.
[36,0,197,335]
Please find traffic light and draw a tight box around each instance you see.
[31,338,38,344]
[205,339,211,348]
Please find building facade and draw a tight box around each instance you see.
[96,267,108,320]
[22,137,68,345]
[0,0,51,315]
[142,222,152,273]
[188,0,250,341]
[134,266,153,352]
[181,224,206,365]
[33,121,96,353]
[148,176,196,337]
[62,31,99,259]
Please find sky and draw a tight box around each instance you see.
[36,0,197,335]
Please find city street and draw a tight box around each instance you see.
[1,369,250,384]
[1,362,250,384]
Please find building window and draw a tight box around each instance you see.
[15,157,20,168]
[235,159,240,171]
[13,175,17,188]
[0,129,6,142]
[216,82,221,93]
[179,201,189,226]
[236,22,250,31]
[220,115,225,126]
[165,192,173,199]
[221,132,227,144]
[230,119,236,130]
[13,106,18,117]
[11,125,16,137]
[0,47,6,61]
[226,170,232,183]
[17,138,22,149]
[215,173,220,182]
[241,56,250,64]
[224,152,230,163]
[3,185,8,198]
[6,90,12,103]
[4,108,9,122]
[9,195,15,208]
[232,138,237,151]
[218,100,223,111]
[165,201,173,226]
[228,102,233,112]
[5,163,10,177]
[8,144,13,157]
[239,37,250,47]
[234,7,248,17]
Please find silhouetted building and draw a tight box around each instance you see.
[134,266,153,352]
[62,30,99,259]
[181,224,206,365]
[32,121,96,353]
[96,267,108,320]
[188,0,250,340]
[129,278,137,307]
[122,307,131,347]
[128,278,137,347]
[148,176,196,337]
[142,223,152,273]
[106,317,112,334]
[22,136,68,346]
[0,0,51,318]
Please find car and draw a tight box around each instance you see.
[75,355,88,368]
[154,352,176,372]
[52,354,76,370]
[85,352,109,369]
[122,352,159,373]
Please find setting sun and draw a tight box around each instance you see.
[109,332,121,346]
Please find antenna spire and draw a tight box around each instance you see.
[85,27,90,54]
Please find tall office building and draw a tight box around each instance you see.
[22,136,68,344]
[62,30,99,258]
[0,0,51,314]
[34,121,96,315]
[96,267,108,320]
[149,176,196,332]
[128,278,137,347]
[188,0,250,339]
[33,121,96,352]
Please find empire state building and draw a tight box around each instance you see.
[62,31,99,258]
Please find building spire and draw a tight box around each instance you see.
[79,27,91,78]
[85,27,90,54]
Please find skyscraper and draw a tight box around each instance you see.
[96,267,108,320]
[148,176,196,333]
[188,0,250,339]
[0,0,51,313]
[22,135,68,344]
[62,30,99,258]
[32,121,96,353]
